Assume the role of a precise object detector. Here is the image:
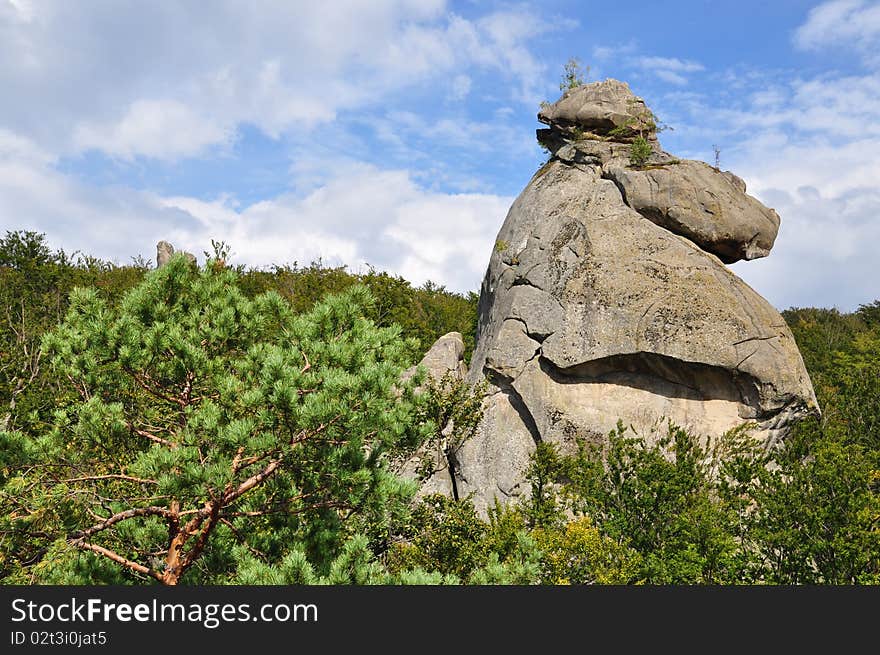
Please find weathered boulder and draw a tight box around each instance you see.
[538,79,656,139]
[604,159,780,263]
[421,79,819,514]
[450,160,817,512]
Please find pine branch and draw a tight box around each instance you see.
[130,425,177,449]
[123,365,187,409]
[70,540,163,582]
[51,474,158,485]
[70,506,175,540]
[224,459,281,505]
[178,500,221,573]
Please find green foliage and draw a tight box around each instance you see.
[204,239,232,264]
[518,406,879,585]
[236,263,478,359]
[607,121,636,139]
[783,303,880,450]
[0,233,484,585]
[467,534,542,585]
[524,441,565,528]
[386,494,543,584]
[729,421,880,584]
[556,423,747,583]
[231,535,460,585]
[629,136,653,168]
[856,300,880,327]
[0,230,57,270]
[538,57,590,113]
[782,306,863,396]
[0,232,145,445]
[410,373,485,481]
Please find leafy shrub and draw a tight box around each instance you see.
[533,517,641,584]
[386,494,488,579]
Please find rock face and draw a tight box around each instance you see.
[425,79,818,513]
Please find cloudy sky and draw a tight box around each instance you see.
[1,0,878,311]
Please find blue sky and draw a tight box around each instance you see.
[1,1,879,310]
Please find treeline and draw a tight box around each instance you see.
[0,231,477,436]
[0,230,877,584]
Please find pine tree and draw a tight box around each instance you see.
[2,254,432,584]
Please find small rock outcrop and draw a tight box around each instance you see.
[156,240,175,267]
[403,332,468,386]
[422,79,818,513]
[156,241,196,268]
[398,332,467,498]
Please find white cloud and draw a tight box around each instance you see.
[593,47,705,86]
[655,70,688,86]
[635,56,705,73]
[717,4,880,310]
[450,74,473,101]
[0,128,55,166]
[730,184,880,311]
[671,67,880,310]
[592,41,638,62]
[0,134,196,260]
[639,9,880,312]
[794,0,880,61]
[4,1,875,313]
[0,1,563,161]
[633,55,704,86]
[0,0,556,294]
[73,100,232,161]
[378,110,534,157]
[7,0,36,21]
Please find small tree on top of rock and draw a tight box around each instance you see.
[559,57,589,91]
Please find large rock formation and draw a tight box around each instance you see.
[424,79,818,513]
